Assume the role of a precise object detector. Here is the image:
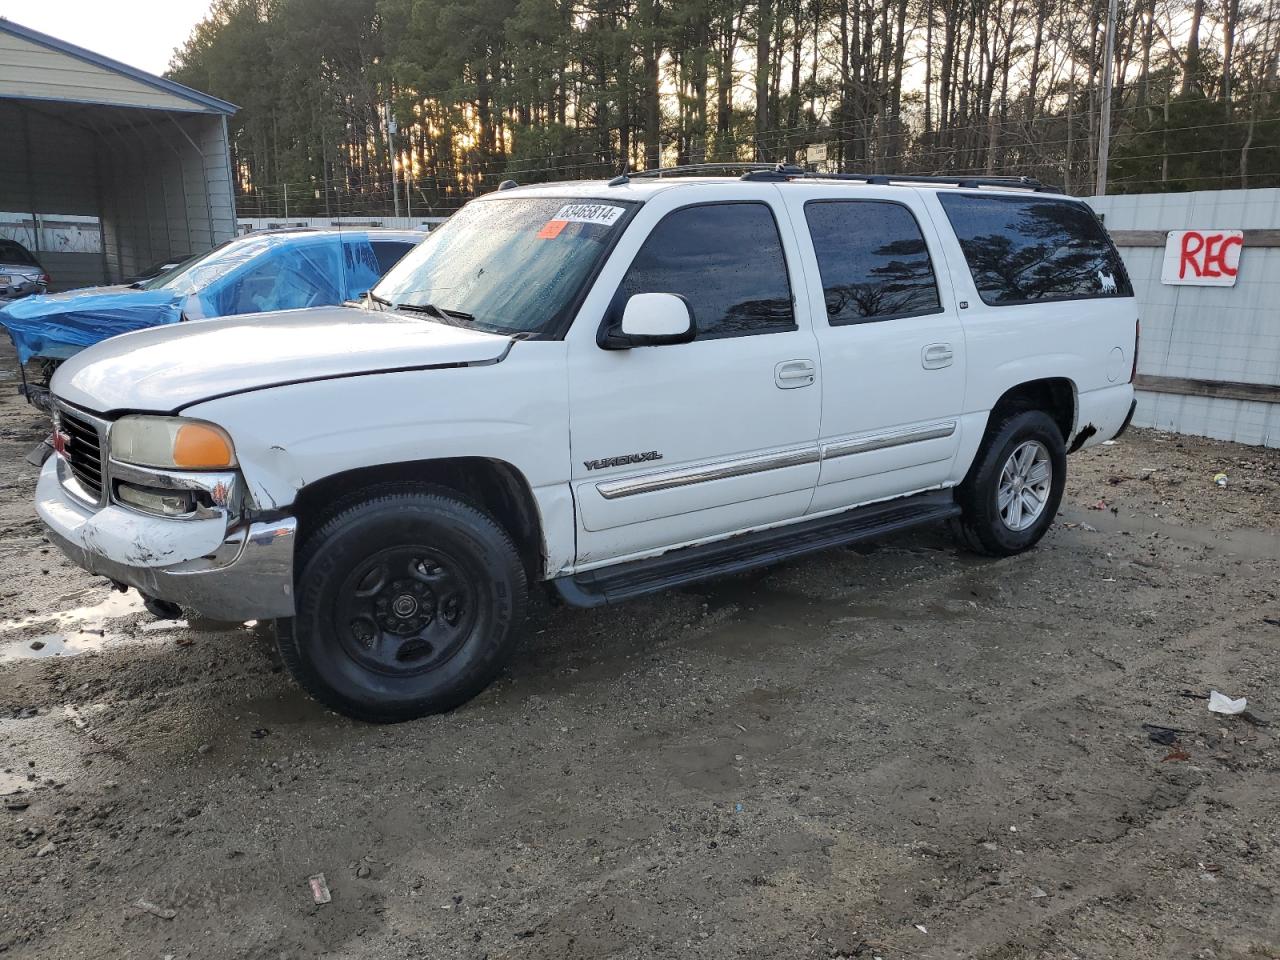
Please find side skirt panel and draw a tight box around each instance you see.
[553,489,960,608]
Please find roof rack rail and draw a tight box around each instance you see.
[608,162,778,186]
[739,167,1062,193]
[735,163,808,181]
[604,162,1062,193]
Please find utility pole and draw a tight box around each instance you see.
[1095,0,1119,195]
[384,102,401,219]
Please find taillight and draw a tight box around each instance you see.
[39,273,52,286]
[1130,318,1140,383]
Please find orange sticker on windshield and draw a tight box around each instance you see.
[537,219,568,239]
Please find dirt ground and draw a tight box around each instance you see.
[1,342,1278,960]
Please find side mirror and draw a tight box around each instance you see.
[179,293,204,321]
[601,292,696,349]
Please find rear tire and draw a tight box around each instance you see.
[278,486,527,722]
[953,410,1066,557]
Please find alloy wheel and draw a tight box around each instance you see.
[997,440,1053,532]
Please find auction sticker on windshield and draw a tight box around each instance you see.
[553,203,626,225]
[537,202,626,239]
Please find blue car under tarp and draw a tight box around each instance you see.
[0,231,388,365]
[0,287,184,364]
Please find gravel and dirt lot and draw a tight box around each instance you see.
[1,342,1277,959]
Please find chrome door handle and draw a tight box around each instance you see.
[775,359,816,389]
[922,343,954,369]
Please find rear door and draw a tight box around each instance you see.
[780,187,966,514]
[565,186,822,566]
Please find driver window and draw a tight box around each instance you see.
[618,202,796,340]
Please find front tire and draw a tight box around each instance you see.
[278,486,527,722]
[953,410,1066,557]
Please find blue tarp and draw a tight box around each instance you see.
[0,287,184,364]
[0,233,387,364]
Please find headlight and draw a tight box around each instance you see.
[110,416,237,470]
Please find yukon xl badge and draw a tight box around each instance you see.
[584,451,663,471]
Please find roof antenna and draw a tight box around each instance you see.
[608,162,631,187]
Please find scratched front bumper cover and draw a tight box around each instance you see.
[35,456,296,621]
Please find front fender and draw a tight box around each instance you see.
[180,343,575,575]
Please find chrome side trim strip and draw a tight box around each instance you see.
[595,446,820,500]
[593,421,957,501]
[820,420,956,460]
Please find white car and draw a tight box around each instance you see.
[35,165,1139,722]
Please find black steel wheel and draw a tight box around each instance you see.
[335,547,477,677]
[278,485,527,722]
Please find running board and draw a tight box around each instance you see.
[553,490,960,608]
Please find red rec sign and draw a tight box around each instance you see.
[1161,229,1244,287]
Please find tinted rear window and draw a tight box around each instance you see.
[0,240,36,265]
[804,200,942,324]
[938,193,1132,305]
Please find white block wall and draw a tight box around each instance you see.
[1088,189,1280,448]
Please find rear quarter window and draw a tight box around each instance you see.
[0,241,36,265]
[938,193,1133,306]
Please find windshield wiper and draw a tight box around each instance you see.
[393,302,476,326]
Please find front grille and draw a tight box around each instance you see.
[59,408,105,502]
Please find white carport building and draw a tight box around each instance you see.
[0,18,237,288]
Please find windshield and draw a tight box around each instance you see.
[373,197,634,336]
[139,236,272,293]
[133,254,194,286]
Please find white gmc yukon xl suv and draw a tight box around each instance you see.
[36,167,1139,721]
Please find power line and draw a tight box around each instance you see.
[241,111,1277,198]
[234,85,1280,218]
[238,88,1280,190]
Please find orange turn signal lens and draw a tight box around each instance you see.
[173,423,235,468]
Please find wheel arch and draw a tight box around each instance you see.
[291,457,547,582]
[985,377,1077,448]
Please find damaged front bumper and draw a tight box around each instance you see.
[35,455,297,621]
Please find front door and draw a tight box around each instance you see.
[565,189,822,568]
[780,188,967,514]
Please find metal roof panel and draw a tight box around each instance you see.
[0,17,237,115]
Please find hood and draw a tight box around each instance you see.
[51,305,514,414]
[0,286,184,363]
[21,283,138,304]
